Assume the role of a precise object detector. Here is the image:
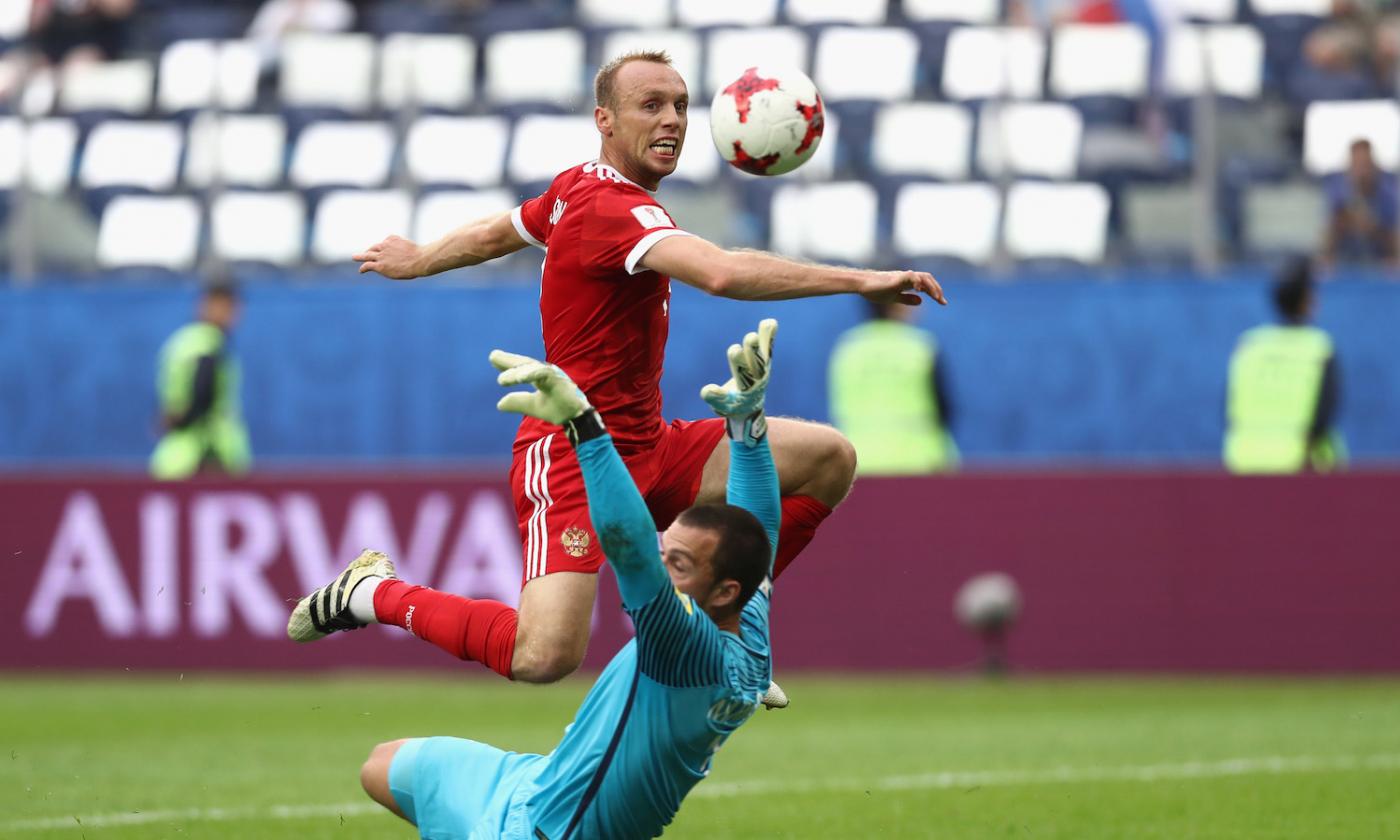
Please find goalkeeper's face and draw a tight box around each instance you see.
[597,61,688,190]
[662,521,741,618]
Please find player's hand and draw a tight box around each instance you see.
[700,318,776,447]
[490,350,592,426]
[353,235,424,280]
[860,270,947,307]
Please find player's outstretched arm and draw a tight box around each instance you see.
[701,319,782,569]
[640,234,947,307]
[353,210,528,280]
[490,351,668,609]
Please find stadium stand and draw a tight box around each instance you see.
[311,189,413,263]
[211,191,307,266]
[704,27,808,97]
[97,195,201,270]
[893,182,1001,265]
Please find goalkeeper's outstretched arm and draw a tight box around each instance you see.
[354,210,529,280]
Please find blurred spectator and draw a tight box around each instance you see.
[151,281,252,480]
[1301,0,1400,97]
[1224,260,1345,474]
[248,0,354,70]
[30,0,135,66]
[1322,139,1398,266]
[828,301,958,476]
[1008,0,1122,27]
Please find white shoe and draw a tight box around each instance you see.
[287,550,396,642]
[761,680,789,710]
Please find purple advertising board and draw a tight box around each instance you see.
[2,472,1399,673]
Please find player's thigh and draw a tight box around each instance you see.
[382,736,545,839]
[361,739,410,819]
[696,416,855,505]
[644,417,726,528]
[514,570,598,680]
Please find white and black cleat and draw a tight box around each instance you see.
[287,550,396,643]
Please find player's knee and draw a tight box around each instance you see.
[360,740,404,804]
[511,644,585,684]
[806,426,858,506]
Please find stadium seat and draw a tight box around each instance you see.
[379,34,476,110]
[79,121,183,191]
[785,0,889,26]
[96,195,201,270]
[1121,183,1202,261]
[508,115,602,185]
[289,121,395,189]
[1242,181,1325,256]
[1165,25,1265,100]
[59,60,155,114]
[978,103,1083,180]
[405,116,509,188]
[1303,100,1400,175]
[769,181,878,264]
[16,65,56,117]
[1247,0,1329,13]
[872,103,972,180]
[157,40,260,112]
[670,107,721,184]
[184,114,286,189]
[0,0,29,39]
[211,192,307,266]
[413,189,516,244]
[1051,24,1151,100]
[814,27,919,102]
[311,189,413,263]
[903,0,999,23]
[23,119,77,195]
[675,0,780,28]
[279,34,377,112]
[601,29,702,92]
[942,27,1045,101]
[892,182,1000,264]
[1177,0,1240,21]
[579,0,672,29]
[1003,182,1111,263]
[484,29,585,105]
[704,27,808,98]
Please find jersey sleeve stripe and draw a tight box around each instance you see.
[624,228,693,275]
[511,205,547,249]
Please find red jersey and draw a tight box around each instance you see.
[510,161,692,452]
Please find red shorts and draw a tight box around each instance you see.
[509,418,726,583]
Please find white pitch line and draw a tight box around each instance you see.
[8,754,1400,833]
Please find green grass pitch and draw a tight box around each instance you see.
[4,675,1400,839]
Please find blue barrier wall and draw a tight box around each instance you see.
[2,268,1398,467]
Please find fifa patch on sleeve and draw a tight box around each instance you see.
[630,205,675,230]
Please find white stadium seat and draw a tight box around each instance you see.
[79,121,183,190]
[24,119,78,195]
[1244,181,1326,253]
[1248,0,1329,15]
[311,190,413,263]
[873,103,972,179]
[942,27,1045,100]
[289,121,395,189]
[405,116,509,187]
[1052,24,1150,99]
[770,182,878,264]
[0,118,21,188]
[184,114,285,189]
[1165,25,1265,99]
[893,182,1001,264]
[785,0,889,26]
[413,189,516,244]
[1303,100,1400,174]
[1177,0,1240,21]
[380,34,476,110]
[97,195,201,270]
[1003,182,1111,263]
[705,27,808,98]
[602,29,702,93]
[675,0,779,28]
[508,115,601,184]
[59,60,154,113]
[158,40,260,112]
[485,29,584,105]
[280,34,377,111]
[211,192,306,265]
[814,27,919,102]
[579,0,672,28]
[0,0,29,38]
[669,107,721,184]
[978,103,1083,179]
[904,0,999,23]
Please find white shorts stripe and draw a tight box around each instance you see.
[523,435,556,581]
[524,438,543,579]
[536,434,555,577]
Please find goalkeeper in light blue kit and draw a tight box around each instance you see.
[338,319,781,839]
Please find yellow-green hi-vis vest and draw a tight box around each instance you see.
[1224,325,1343,474]
[150,323,251,479]
[829,321,959,475]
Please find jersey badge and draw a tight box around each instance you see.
[561,526,592,558]
[630,205,674,230]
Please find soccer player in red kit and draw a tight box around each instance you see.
[346,51,945,684]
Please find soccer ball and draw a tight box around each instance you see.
[709,66,824,177]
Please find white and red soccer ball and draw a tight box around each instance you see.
[709,66,825,177]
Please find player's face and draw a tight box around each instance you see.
[599,61,689,189]
[661,521,733,614]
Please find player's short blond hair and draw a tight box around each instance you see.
[594,50,674,111]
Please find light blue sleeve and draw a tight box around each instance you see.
[574,434,669,610]
[726,437,781,575]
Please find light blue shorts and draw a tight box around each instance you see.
[389,736,547,840]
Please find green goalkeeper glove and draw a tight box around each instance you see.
[700,318,777,447]
[491,350,594,431]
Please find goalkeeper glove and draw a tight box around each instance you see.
[700,318,777,447]
[491,350,605,445]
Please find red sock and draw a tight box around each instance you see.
[773,495,833,579]
[373,580,518,680]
